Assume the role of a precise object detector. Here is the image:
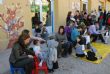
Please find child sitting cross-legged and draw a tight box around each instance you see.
[75,36,102,61]
[33,40,47,67]
[75,36,87,57]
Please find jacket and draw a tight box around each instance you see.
[9,42,34,64]
[71,27,80,42]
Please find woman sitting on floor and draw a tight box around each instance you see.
[55,26,72,58]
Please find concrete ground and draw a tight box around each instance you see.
[0,38,110,74]
[0,46,110,74]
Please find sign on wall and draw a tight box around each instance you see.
[72,2,80,11]
[82,0,88,2]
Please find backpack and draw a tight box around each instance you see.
[107,17,110,24]
[99,16,103,20]
[86,51,97,61]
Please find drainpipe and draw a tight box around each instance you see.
[39,0,43,21]
[51,0,54,33]
[105,0,106,11]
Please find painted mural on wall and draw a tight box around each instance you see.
[0,4,24,48]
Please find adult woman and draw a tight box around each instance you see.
[9,34,35,74]
[71,26,82,47]
[65,23,71,41]
[55,26,72,57]
[66,11,72,25]
[74,10,81,25]
[87,15,92,27]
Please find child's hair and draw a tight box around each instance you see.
[33,40,39,45]
[86,31,91,35]
[77,36,86,45]
[48,35,55,40]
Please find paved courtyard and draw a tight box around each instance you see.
[1,33,110,74]
[0,47,110,74]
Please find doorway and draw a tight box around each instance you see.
[83,2,88,12]
[83,3,86,11]
[82,0,88,12]
[30,0,54,34]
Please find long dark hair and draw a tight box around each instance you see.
[78,36,86,45]
[66,11,72,24]
[58,26,65,35]
[67,11,72,18]
[18,34,30,48]
[21,29,30,36]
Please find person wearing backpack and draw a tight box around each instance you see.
[106,11,110,30]
[98,12,104,30]
[103,10,106,26]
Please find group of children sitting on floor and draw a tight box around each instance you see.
[30,11,110,73]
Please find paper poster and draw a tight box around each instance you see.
[72,2,80,11]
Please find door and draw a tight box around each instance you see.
[83,3,86,11]
[31,0,54,34]
[83,2,88,12]
[82,0,88,12]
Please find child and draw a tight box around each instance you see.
[75,36,87,57]
[47,36,59,71]
[104,27,109,44]
[82,31,91,49]
[41,25,49,40]
[83,33,102,60]
[75,36,101,60]
[33,40,47,67]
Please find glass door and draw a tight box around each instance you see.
[30,0,54,34]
